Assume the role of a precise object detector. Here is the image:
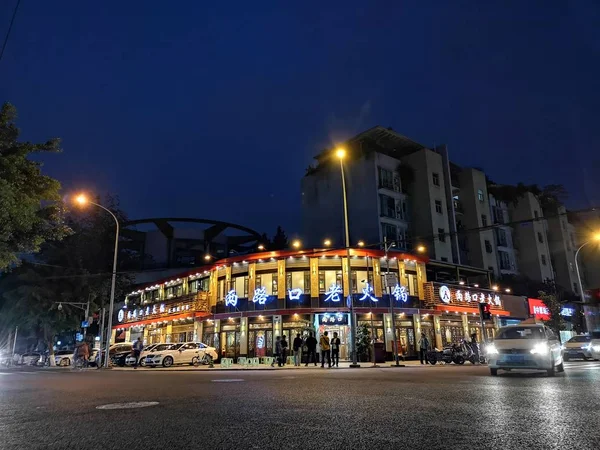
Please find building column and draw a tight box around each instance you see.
[213,319,221,357]
[194,320,203,342]
[125,328,131,342]
[209,270,218,306]
[277,260,286,299]
[461,314,470,340]
[240,317,248,356]
[273,315,282,339]
[433,315,443,349]
[416,262,427,300]
[182,276,189,295]
[225,265,232,291]
[342,256,350,297]
[310,258,319,298]
[248,263,256,297]
[413,314,422,350]
[373,258,383,297]
[384,313,393,352]
[110,329,116,346]
[398,261,407,286]
[166,323,173,343]
[143,327,149,345]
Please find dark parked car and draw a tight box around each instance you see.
[19,352,42,366]
[105,343,133,367]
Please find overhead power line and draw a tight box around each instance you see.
[0,0,21,63]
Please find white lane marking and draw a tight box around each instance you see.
[211,379,244,383]
[96,401,159,410]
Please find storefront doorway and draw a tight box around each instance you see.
[220,330,240,359]
[248,329,273,357]
[440,321,464,346]
[319,325,349,360]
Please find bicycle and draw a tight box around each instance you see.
[73,356,88,371]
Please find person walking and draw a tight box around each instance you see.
[305,332,317,367]
[272,336,281,367]
[331,331,341,367]
[419,332,430,365]
[280,335,288,366]
[470,332,480,364]
[133,337,143,369]
[320,331,331,368]
[293,333,303,367]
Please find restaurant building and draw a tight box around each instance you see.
[112,248,511,361]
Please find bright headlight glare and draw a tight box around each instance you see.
[530,343,550,355]
[592,346,600,352]
[486,344,499,355]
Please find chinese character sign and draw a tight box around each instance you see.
[392,285,408,302]
[359,282,378,302]
[438,284,502,308]
[324,284,343,302]
[252,287,269,305]
[225,290,238,307]
[288,288,303,301]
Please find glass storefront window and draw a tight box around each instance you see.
[287,271,309,294]
[257,273,278,295]
[232,276,247,297]
[320,270,342,293]
[165,284,183,298]
[144,289,159,303]
[353,270,372,293]
[188,280,198,294]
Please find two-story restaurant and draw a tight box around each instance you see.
[112,248,511,361]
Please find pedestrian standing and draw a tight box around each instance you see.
[320,331,331,368]
[133,337,144,369]
[280,335,288,366]
[293,333,303,367]
[305,332,317,367]
[419,332,430,365]
[272,336,281,367]
[470,332,479,364]
[331,331,341,367]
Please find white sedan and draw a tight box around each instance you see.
[562,335,592,361]
[54,350,74,366]
[486,323,564,376]
[145,342,218,368]
[125,344,159,366]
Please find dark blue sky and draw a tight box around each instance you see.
[2,1,599,236]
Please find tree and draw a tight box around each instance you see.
[538,290,565,337]
[271,226,288,250]
[0,103,68,269]
[355,323,371,362]
[0,196,136,363]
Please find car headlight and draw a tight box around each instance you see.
[560,345,566,351]
[592,346,600,352]
[583,343,592,350]
[530,343,550,355]
[486,344,499,355]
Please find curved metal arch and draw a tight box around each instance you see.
[122,218,262,240]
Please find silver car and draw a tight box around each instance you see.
[562,335,592,361]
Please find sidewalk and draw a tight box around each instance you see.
[111,360,428,371]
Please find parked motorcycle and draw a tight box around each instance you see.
[426,343,466,365]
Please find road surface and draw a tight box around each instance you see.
[1,361,599,449]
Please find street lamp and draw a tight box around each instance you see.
[257,244,265,251]
[204,254,212,261]
[336,148,359,367]
[323,239,331,247]
[292,240,301,249]
[384,237,404,367]
[357,240,365,247]
[416,245,426,254]
[55,301,90,338]
[575,232,600,305]
[74,193,119,368]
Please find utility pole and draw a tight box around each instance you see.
[384,237,404,367]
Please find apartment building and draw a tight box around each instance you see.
[301,125,579,294]
[301,127,452,259]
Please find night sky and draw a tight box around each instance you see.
[2,1,599,237]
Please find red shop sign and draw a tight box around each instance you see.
[528,298,550,321]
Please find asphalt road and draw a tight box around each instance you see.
[1,361,600,450]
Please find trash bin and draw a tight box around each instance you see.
[374,343,386,363]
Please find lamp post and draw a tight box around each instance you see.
[55,300,90,339]
[336,148,359,367]
[384,236,405,367]
[574,233,600,330]
[74,194,119,368]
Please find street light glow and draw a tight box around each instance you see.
[292,240,301,249]
[357,240,365,247]
[257,244,265,250]
[323,239,331,247]
[416,245,426,253]
[593,232,600,242]
[335,148,346,159]
[492,285,498,291]
[505,288,511,293]
[74,193,88,206]
[204,254,211,261]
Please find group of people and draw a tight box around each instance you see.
[271,331,341,368]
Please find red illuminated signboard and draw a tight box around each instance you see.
[528,298,550,321]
